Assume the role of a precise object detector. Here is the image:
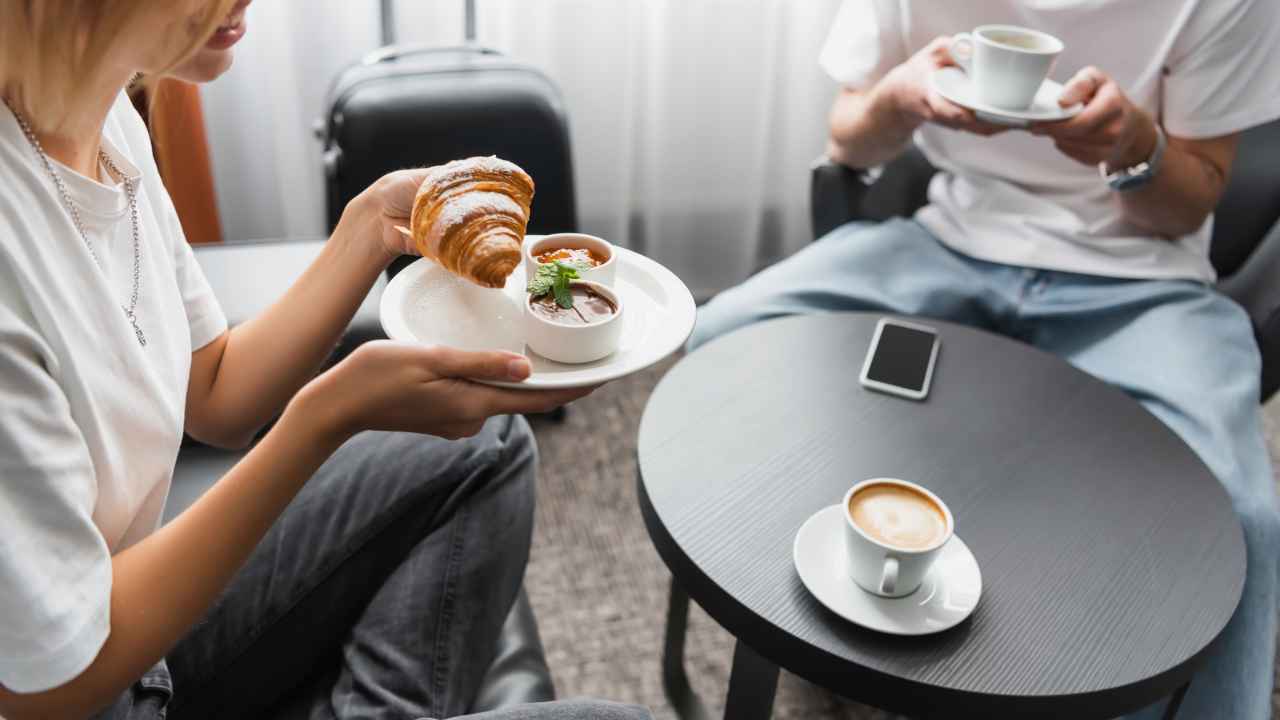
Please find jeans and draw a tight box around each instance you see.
[96,416,651,720]
[691,218,1280,720]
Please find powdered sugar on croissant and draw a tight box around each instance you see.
[410,156,535,288]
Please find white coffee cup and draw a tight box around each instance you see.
[842,478,954,598]
[949,25,1063,110]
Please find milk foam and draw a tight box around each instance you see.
[849,485,947,550]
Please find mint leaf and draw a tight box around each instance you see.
[528,260,585,308]
[526,263,558,296]
[552,260,582,279]
[553,274,574,308]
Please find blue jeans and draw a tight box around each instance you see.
[691,218,1280,719]
[95,418,651,720]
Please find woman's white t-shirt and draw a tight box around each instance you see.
[0,94,227,692]
[819,0,1280,282]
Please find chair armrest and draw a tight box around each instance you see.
[1217,220,1280,402]
[810,156,875,241]
[809,148,939,242]
[191,237,388,362]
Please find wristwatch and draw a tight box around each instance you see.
[1102,123,1166,192]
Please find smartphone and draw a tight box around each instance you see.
[858,318,940,401]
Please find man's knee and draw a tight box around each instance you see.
[1236,496,1280,560]
[688,285,775,352]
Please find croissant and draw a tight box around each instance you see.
[410,156,535,288]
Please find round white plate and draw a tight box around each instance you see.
[930,66,1082,126]
[793,505,982,636]
[380,236,697,389]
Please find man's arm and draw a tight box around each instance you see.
[828,37,1009,171]
[1031,66,1239,239]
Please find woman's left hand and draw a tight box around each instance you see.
[1029,66,1158,172]
[352,168,431,261]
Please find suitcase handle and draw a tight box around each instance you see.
[360,43,500,67]
[380,0,477,46]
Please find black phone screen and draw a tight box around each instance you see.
[866,323,937,392]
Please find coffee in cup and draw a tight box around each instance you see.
[948,25,1064,110]
[842,478,954,598]
[848,483,948,550]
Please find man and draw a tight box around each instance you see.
[691,1,1280,717]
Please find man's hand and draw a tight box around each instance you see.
[879,37,1011,136]
[1029,66,1158,171]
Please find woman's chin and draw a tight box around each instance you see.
[171,48,235,84]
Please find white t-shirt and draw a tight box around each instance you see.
[0,94,227,692]
[819,0,1280,281]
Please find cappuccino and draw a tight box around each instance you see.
[848,483,948,550]
[983,31,1052,51]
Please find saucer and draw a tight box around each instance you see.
[930,66,1082,127]
[793,505,982,636]
[380,236,696,390]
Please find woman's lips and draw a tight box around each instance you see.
[206,3,249,50]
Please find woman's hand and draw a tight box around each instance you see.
[879,37,1010,136]
[343,168,432,264]
[1029,66,1158,170]
[291,340,593,444]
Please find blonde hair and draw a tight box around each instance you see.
[0,0,239,133]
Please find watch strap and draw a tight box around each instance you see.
[1103,123,1166,191]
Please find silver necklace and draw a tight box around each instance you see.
[5,100,146,346]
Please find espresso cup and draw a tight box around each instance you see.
[948,25,1063,110]
[842,478,954,598]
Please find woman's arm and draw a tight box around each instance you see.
[0,342,589,720]
[184,170,423,449]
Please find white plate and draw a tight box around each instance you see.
[930,66,1082,127]
[380,236,697,389]
[793,505,982,636]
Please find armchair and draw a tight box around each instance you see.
[810,119,1280,402]
[170,238,555,711]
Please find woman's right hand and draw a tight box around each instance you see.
[290,340,594,443]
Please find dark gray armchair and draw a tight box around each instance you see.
[810,119,1280,402]
[170,238,556,712]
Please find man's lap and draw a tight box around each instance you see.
[695,217,1278,716]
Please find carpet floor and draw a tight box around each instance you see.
[523,357,1280,719]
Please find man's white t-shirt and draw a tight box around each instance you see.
[819,0,1280,282]
[0,94,227,692]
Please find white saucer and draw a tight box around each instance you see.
[930,66,1082,127]
[793,505,982,636]
[380,236,696,390]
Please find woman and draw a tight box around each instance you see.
[0,2,649,719]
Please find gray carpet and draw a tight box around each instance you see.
[523,358,1280,719]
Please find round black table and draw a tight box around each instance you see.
[637,314,1245,720]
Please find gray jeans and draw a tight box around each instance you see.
[97,416,650,720]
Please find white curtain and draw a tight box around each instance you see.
[201,0,843,298]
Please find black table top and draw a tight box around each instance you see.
[636,313,1245,719]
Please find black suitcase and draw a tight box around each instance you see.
[316,3,577,277]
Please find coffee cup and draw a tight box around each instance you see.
[842,478,954,598]
[948,25,1063,110]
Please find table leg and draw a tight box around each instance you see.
[723,640,780,720]
[663,578,712,720]
[1161,681,1191,720]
